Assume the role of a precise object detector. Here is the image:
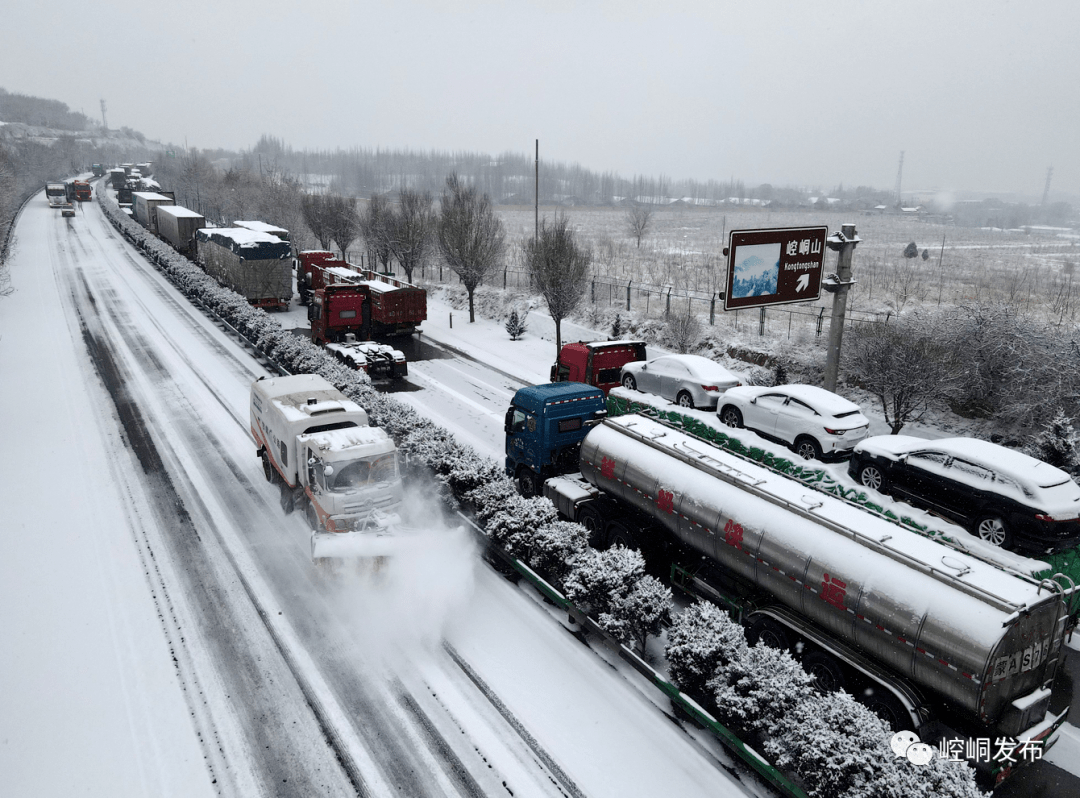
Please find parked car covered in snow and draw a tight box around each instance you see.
[848,436,1080,552]
[620,354,741,409]
[718,384,869,461]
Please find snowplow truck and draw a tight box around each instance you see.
[507,390,1072,773]
[251,374,404,560]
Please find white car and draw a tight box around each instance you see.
[620,354,741,410]
[718,384,869,460]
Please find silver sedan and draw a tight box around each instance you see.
[620,354,742,409]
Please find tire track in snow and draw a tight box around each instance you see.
[63,266,362,798]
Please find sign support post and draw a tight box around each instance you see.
[822,223,861,393]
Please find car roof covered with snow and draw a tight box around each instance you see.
[740,383,861,415]
[859,435,1074,489]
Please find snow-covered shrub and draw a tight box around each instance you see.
[505,308,527,340]
[526,520,589,585]
[663,311,702,354]
[665,601,748,698]
[764,691,984,798]
[564,545,644,617]
[1024,408,1080,476]
[464,478,519,523]
[485,495,558,560]
[599,574,673,653]
[708,642,813,736]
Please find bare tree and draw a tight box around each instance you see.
[626,204,653,248]
[664,311,702,354]
[524,214,591,352]
[359,193,393,271]
[324,195,360,260]
[388,188,435,282]
[847,318,960,433]
[437,173,505,322]
[301,194,333,250]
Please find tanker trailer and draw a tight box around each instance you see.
[540,413,1071,749]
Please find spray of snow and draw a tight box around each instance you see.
[324,487,479,673]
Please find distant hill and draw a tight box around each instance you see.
[0,87,92,131]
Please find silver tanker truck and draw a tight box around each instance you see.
[521,405,1073,752]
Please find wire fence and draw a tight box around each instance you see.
[415,263,895,340]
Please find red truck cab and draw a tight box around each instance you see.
[550,340,647,396]
[309,283,372,346]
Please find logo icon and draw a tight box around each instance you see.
[891,731,934,765]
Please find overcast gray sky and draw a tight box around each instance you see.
[5,0,1078,198]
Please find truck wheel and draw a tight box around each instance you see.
[794,437,823,461]
[719,406,743,428]
[804,651,846,693]
[606,521,636,550]
[306,501,322,532]
[622,374,637,391]
[974,515,1013,549]
[578,505,605,548]
[280,483,296,514]
[516,468,541,498]
[748,616,790,650]
[676,390,695,409]
[858,464,887,493]
[261,452,277,484]
[862,686,912,732]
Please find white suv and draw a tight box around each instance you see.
[718,384,869,461]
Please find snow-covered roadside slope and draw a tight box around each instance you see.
[0,196,214,797]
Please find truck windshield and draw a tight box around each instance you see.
[328,453,397,491]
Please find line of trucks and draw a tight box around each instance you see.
[504,380,1076,782]
[93,170,422,380]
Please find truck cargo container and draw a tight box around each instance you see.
[234,220,290,243]
[131,191,175,233]
[295,250,336,305]
[109,168,127,190]
[506,386,1072,779]
[196,227,293,310]
[155,205,205,257]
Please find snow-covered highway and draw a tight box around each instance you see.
[0,194,755,797]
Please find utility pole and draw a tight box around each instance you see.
[822,223,860,393]
[534,139,539,240]
[99,99,108,130]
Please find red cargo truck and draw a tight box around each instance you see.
[550,340,648,396]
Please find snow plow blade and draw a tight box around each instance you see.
[310,510,405,560]
[311,530,399,559]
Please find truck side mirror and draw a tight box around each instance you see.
[504,408,515,434]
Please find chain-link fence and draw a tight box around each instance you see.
[418,263,894,340]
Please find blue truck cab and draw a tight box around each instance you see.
[505,383,607,497]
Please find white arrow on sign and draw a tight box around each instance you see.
[796,273,810,292]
